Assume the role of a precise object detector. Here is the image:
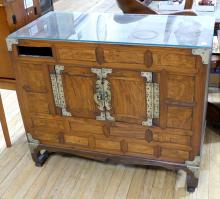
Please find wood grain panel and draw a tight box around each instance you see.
[153,133,190,146]
[110,123,191,146]
[56,47,96,62]
[127,142,154,156]
[19,63,49,93]
[55,43,196,73]
[33,130,60,143]
[31,117,66,131]
[153,53,196,71]
[161,148,189,161]
[167,74,195,102]
[64,135,89,147]
[26,93,50,114]
[167,107,193,130]
[104,49,145,64]
[62,66,98,119]
[108,70,146,124]
[69,118,106,136]
[96,139,121,152]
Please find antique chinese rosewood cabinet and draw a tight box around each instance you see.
[7,12,215,192]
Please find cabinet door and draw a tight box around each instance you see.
[53,65,100,120]
[107,70,146,124]
[106,69,159,126]
[16,62,56,129]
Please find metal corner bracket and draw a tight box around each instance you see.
[185,156,200,178]
[26,133,40,153]
[6,38,18,51]
[192,48,210,65]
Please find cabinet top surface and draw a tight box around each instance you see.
[7,11,215,49]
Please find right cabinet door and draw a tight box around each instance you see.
[107,69,159,126]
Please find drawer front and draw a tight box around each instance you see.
[31,116,191,162]
[56,44,197,73]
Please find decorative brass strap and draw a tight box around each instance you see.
[141,72,160,127]
[92,68,114,121]
[50,65,72,117]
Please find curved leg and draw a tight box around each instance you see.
[31,150,50,167]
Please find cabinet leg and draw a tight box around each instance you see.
[31,150,50,167]
[186,172,198,193]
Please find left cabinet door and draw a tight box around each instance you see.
[16,62,56,120]
[53,65,100,120]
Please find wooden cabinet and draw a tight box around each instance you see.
[0,0,53,87]
[12,41,208,192]
[10,12,214,192]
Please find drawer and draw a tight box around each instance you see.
[109,123,192,147]
[56,44,197,73]
[31,117,66,132]
[30,116,191,162]
[103,46,196,73]
[56,46,96,62]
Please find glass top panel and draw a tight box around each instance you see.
[8,11,215,48]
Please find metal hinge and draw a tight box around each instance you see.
[141,72,160,127]
[92,68,114,121]
[50,65,72,117]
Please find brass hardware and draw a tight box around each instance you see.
[192,48,210,65]
[92,68,114,121]
[26,133,40,153]
[50,65,72,117]
[185,156,200,178]
[145,129,153,143]
[141,72,160,127]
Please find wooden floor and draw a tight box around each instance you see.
[0,0,219,198]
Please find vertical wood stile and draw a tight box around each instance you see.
[159,70,168,129]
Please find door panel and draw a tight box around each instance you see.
[107,70,147,124]
[167,74,195,103]
[61,66,98,119]
[16,62,55,117]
